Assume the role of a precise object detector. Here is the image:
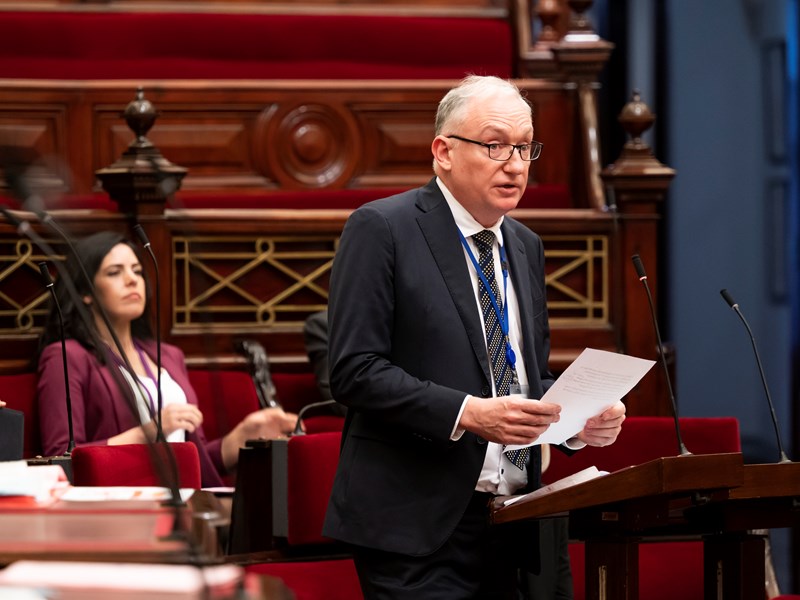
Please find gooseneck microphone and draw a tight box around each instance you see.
[292,399,339,436]
[719,289,791,463]
[38,261,75,454]
[133,224,164,441]
[631,254,691,456]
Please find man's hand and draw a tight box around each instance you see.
[575,401,626,447]
[459,395,561,445]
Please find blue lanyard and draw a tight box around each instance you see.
[458,230,517,369]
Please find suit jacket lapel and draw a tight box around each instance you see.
[415,181,493,385]
[502,222,540,378]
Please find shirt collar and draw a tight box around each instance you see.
[436,177,505,245]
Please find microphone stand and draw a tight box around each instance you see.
[631,254,691,456]
[720,289,791,463]
[133,224,164,442]
[38,261,75,454]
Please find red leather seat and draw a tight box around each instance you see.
[240,430,362,599]
[71,442,202,489]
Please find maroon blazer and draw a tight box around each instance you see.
[37,339,225,487]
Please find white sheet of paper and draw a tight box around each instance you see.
[506,348,655,448]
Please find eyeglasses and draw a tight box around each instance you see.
[446,135,543,162]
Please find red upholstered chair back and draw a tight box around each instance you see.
[187,369,261,441]
[272,431,342,546]
[187,369,338,440]
[187,368,342,490]
[244,430,361,599]
[0,373,40,458]
[246,559,363,600]
[272,372,326,415]
[71,442,202,489]
[303,415,346,434]
[543,416,741,484]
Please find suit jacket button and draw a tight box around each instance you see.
[481,386,490,397]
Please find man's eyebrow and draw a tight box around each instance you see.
[480,126,533,140]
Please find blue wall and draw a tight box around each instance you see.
[662,0,796,591]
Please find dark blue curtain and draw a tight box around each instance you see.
[788,0,800,588]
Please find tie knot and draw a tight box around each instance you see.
[472,230,495,253]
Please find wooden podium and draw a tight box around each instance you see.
[491,452,800,600]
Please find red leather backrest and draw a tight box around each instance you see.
[284,431,342,546]
[71,442,202,489]
[272,373,326,415]
[544,416,741,484]
[187,370,261,441]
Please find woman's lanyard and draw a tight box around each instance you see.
[458,230,517,370]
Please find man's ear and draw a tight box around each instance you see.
[431,136,452,172]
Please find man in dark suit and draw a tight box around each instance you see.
[323,75,626,599]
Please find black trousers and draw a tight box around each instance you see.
[352,492,541,600]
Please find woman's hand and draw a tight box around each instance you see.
[159,403,204,436]
[236,407,298,441]
[220,407,300,470]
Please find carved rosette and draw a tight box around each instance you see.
[255,102,361,189]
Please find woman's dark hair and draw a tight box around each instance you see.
[38,231,154,362]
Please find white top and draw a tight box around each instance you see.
[119,367,188,443]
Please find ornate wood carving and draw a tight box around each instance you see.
[2,81,578,196]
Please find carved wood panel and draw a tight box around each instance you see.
[1,81,576,197]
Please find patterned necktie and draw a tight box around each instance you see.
[472,230,529,470]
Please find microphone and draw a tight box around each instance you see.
[292,399,339,436]
[719,289,791,463]
[133,224,164,441]
[38,261,76,454]
[631,254,691,456]
[237,339,281,410]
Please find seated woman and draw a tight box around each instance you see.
[37,231,298,487]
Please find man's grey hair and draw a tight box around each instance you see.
[434,75,531,136]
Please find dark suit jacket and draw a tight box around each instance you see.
[323,178,554,557]
[37,339,225,487]
[302,309,347,416]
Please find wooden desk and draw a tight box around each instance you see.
[492,453,746,600]
[0,490,230,566]
[689,462,800,599]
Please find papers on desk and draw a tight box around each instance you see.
[506,348,655,449]
[60,486,195,504]
[502,465,609,507]
[0,461,68,504]
[0,561,244,599]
